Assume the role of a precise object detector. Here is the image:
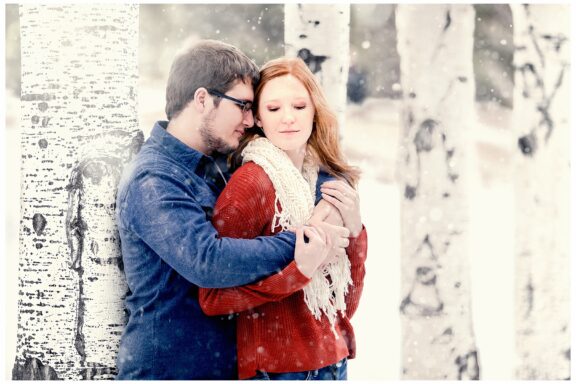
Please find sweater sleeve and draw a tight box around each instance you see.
[199,162,310,315]
[120,163,297,289]
[200,262,310,315]
[344,225,368,319]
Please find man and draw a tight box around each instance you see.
[115,40,350,379]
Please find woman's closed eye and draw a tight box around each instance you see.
[294,104,307,110]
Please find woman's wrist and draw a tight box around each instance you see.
[348,224,362,238]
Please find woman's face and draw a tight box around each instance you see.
[256,74,315,154]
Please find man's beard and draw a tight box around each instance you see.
[199,111,236,155]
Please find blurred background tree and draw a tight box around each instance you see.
[6,4,567,381]
[5,4,514,107]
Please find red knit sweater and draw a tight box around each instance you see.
[199,162,368,379]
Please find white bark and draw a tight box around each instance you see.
[14,4,142,380]
[284,4,350,134]
[395,5,479,379]
[510,4,570,380]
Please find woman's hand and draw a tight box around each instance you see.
[294,225,330,278]
[320,180,362,237]
[309,199,343,227]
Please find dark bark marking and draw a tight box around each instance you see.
[400,265,444,316]
[414,119,439,152]
[21,93,56,102]
[75,273,87,363]
[297,48,328,74]
[432,327,454,344]
[524,278,534,318]
[61,136,141,366]
[542,33,569,53]
[455,350,480,379]
[407,111,415,126]
[400,236,443,316]
[38,139,48,149]
[404,185,417,200]
[65,157,125,367]
[79,365,117,380]
[12,356,61,380]
[410,118,459,194]
[90,240,99,255]
[66,163,89,364]
[516,12,568,145]
[527,21,546,69]
[420,234,438,261]
[38,102,48,112]
[90,256,124,267]
[32,213,47,235]
[416,266,437,285]
[518,133,537,156]
[299,34,307,39]
[128,131,144,158]
[443,10,452,31]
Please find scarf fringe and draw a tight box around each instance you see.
[243,138,352,337]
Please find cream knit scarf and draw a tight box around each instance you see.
[242,137,352,336]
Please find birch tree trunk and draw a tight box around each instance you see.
[284,4,350,134]
[13,4,142,380]
[510,4,570,380]
[395,5,479,379]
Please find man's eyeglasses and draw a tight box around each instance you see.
[207,89,253,113]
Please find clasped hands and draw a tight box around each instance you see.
[292,180,362,278]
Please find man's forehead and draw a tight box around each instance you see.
[229,80,254,98]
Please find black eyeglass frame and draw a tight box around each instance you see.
[207,89,253,113]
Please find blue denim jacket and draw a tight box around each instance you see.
[115,122,332,379]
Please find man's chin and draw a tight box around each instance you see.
[217,143,238,155]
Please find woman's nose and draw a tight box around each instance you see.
[282,110,295,123]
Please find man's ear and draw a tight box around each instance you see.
[193,87,210,112]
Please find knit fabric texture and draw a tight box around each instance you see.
[199,161,368,379]
[242,137,352,335]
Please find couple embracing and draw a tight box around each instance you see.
[115,39,368,380]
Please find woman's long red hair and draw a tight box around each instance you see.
[232,57,360,187]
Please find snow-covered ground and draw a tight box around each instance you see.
[4,89,518,379]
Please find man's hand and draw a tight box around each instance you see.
[294,225,330,278]
[320,180,362,237]
[310,221,350,269]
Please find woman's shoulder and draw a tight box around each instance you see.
[228,161,275,194]
[232,161,272,183]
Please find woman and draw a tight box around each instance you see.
[199,57,368,380]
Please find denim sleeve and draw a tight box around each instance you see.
[120,171,296,288]
[315,170,335,204]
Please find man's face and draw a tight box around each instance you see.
[200,80,255,154]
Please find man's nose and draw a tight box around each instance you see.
[243,110,254,127]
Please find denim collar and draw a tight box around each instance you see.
[148,121,213,178]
